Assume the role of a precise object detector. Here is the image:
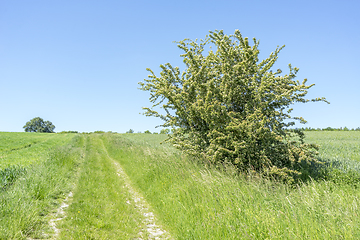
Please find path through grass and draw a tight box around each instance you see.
[58,134,148,239]
[0,134,84,239]
[2,132,360,239]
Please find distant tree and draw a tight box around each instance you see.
[160,129,170,134]
[140,29,329,183]
[126,129,134,133]
[144,130,152,134]
[23,117,55,133]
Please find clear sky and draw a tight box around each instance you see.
[1,0,359,133]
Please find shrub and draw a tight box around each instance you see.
[140,30,328,183]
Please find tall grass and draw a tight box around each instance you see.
[103,133,360,239]
[0,165,26,191]
[0,135,84,239]
[2,131,358,239]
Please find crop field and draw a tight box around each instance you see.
[306,131,360,173]
[1,131,360,239]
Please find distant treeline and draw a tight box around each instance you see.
[297,127,360,131]
[57,130,172,134]
[58,128,360,134]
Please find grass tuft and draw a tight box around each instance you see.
[0,165,26,191]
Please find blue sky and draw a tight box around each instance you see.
[1,0,359,133]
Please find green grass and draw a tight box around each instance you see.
[0,132,75,169]
[306,131,360,173]
[103,132,360,239]
[58,134,144,239]
[0,134,84,239]
[2,131,360,239]
[0,165,27,190]
[0,133,146,239]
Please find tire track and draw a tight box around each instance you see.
[48,191,73,238]
[100,139,171,240]
[45,141,87,239]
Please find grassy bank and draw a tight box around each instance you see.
[0,134,84,239]
[103,132,360,239]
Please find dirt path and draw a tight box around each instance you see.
[100,139,171,240]
[45,136,171,239]
[48,191,73,238]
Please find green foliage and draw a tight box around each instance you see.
[93,130,105,134]
[325,168,360,187]
[23,117,55,133]
[126,129,134,133]
[0,165,26,191]
[160,128,170,134]
[140,30,328,183]
[144,130,152,134]
[58,131,79,134]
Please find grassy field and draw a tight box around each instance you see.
[0,132,75,169]
[1,131,360,239]
[306,131,360,173]
[0,132,84,239]
[104,132,360,239]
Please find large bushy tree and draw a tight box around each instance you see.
[23,117,55,133]
[139,30,328,182]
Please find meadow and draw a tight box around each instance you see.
[0,132,75,169]
[0,131,359,239]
